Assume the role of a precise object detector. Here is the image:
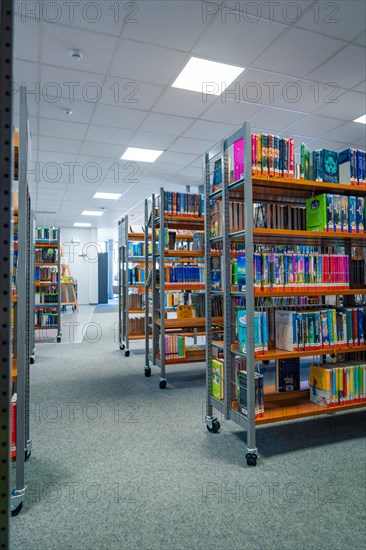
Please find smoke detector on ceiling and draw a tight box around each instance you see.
[64,109,73,116]
[69,49,83,61]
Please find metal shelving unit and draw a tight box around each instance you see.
[144,188,208,387]
[204,121,366,466]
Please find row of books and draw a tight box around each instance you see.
[35,247,58,263]
[237,309,269,356]
[35,293,58,305]
[128,242,145,257]
[159,229,204,252]
[210,200,245,237]
[252,134,295,179]
[310,362,366,407]
[35,309,58,327]
[316,148,366,185]
[35,227,59,241]
[164,335,186,360]
[35,266,58,282]
[275,308,366,352]
[254,203,306,230]
[128,267,144,285]
[129,316,146,336]
[236,360,264,418]
[306,194,364,233]
[162,192,204,218]
[128,294,143,310]
[164,265,204,284]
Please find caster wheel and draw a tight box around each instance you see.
[144,367,151,377]
[159,380,167,389]
[57,336,61,343]
[11,502,23,517]
[30,356,35,365]
[125,350,130,357]
[120,344,125,351]
[207,419,221,433]
[25,450,31,462]
[246,453,257,466]
[262,360,270,365]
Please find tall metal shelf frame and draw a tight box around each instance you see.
[118,216,130,357]
[0,0,14,542]
[144,188,208,388]
[204,121,366,466]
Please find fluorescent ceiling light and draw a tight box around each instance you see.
[81,210,104,217]
[353,114,366,124]
[121,147,163,162]
[93,192,122,200]
[74,222,91,227]
[172,56,244,95]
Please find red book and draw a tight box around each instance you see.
[289,137,295,178]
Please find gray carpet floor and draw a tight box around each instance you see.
[11,310,366,550]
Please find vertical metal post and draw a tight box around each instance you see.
[151,195,158,362]
[118,220,122,348]
[204,152,213,418]
[222,141,231,418]
[29,212,35,362]
[159,188,166,382]
[144,200,149,369]
[57,229,61,342]
[0,0,14,539]
[124,217,129,354]
[243,122,257,455]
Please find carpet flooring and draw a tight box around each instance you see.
[11,310,366,550]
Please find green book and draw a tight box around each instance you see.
[300,143,310,180]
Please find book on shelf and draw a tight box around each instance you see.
[165,265,204,284]
[338,148,366,186]
[35,266,58,282]
[236,366,264,418]
[129,315,148,336]
[275,358,300,392]
[212,159,222,193]
[128,242,145,257]
[128,267,144,285]
[163,191,204,217]
[35,227,59,241]
[177,305,193,319]
[309,361,366,407]
[35,309,58,327]
[312,149,339,183]
[164,335,186,359]
[129,294,143,310]
[254,203,306,230]
[212,359,224,400]
[233,137,244,181]
[35,293,58,305]
[35,247,58,263]
[300,143,311,180]
[306,193,364,233]
[211,255,222,291]
[237,309,268,356]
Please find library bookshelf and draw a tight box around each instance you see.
[205,121,366,466]
[118,216,149,356]
[34,228,62,343]
[144,190,209,386]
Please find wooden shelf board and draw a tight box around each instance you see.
[35,262,58,266]
[129,334,147,340]
[35,326,58,330]
[128,233,145,240]
[35,281,57,285]
[155,316,223,329]
[129,308,145,314]
[230,287,366,297]
[163,250,204,258]
[156,354,205,365]
[163,283,205,291]
[230,342,366,361]
[253,228,366,245]
[35,241,59,247]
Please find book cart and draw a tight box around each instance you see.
[204,121,366,466]
[118,216,147,356]
[144,189,222,387]
[34,227,62,343]
[10,86,33,516]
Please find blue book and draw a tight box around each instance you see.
[339,148,357,185]
[322,149,339,183]
[237,254,246,291]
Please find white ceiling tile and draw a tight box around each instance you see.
[306,45,366,90]
[201,98,263,124]
[177,166,204,179]
[192,17,287,67]
[14,15,40,62]
[39,118,88,140]
[79,141,123,159]
[109,39,187,86]
[40,64,105,100]
[353,81,366,94]
[295,1,366,42]
[183,120,238,141]
[169,137,215,155]
[307,138,354,152]
[354,31,366,47]
[122,1,213,51]
[41,22,118,74]
[315,90,366,121]
[250,107,306,132]
[85,125,133,145]
[38,136,82,154]
[155,151,199,166]
[224,0,314,24]
[143,163,183,176]
[92,104,147,130]
[100,76,163,110]
[253,28,345,78]
[152,88,216,118]
[321,122,366,145]
[38,98,96,124]
[128,132,176,150]
[139,113,194,135]
[285,115,345,139]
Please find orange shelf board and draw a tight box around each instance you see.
[13,242,18,249]
[248,288,365,298]
[230,343,366,361]
[163,250,204,258]
[129,334,147,340]
[35,241,59,247]
[35,262,58,266]
[128,233,145,240]
[129,308,144,314]
[163,283,205,291]
[157,355,205,365]
[161,215,204,223]
[256,396,366,425]
[12,296,17,303]
[253,228,366,244]
[253,174,366,193]
[12,357,17,382]
[35,281,57,285]
[156,316,222,329]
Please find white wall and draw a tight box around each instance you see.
[61,227,99,305]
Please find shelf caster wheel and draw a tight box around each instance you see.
[207,419,220,433]
[57,336,61,343]
[246,453,258,467]
[30,356,35,365]
[124,350,130,357]
[262,360,270,365]
[11,502,23,517]
[120,344,125,351]
[144,367,151,377]
[25,450,31,462]
[159,379,167,389]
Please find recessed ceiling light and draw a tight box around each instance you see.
[121,147,163,162]
[94,192,122,200]
[74,222,91,227]
[172,56,245,95]
[81,210,104,217]
[354,114,366,124]
[70,48,83,61]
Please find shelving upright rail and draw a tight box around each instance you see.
[144,188,211,388]
[0,0,14,542]
[29,212,35,363]
[118,215,130,357]
[204,121,366,466]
